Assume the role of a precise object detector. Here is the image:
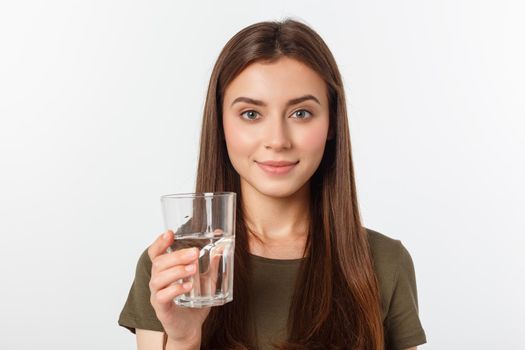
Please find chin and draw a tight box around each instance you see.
[258,187,299,199]
[244,178,310,199]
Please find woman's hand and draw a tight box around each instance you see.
[147,231,212,345]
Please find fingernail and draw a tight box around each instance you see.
[183,281,193,289]
[163,231,170,240]
[185,264,195,272]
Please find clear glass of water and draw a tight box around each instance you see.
[160,192,236,308]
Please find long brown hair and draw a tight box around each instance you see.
[194,18,384,350]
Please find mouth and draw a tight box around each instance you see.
[255,160,299,175]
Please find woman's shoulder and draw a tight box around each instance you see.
[364,226,404,264]
[364,227,419,317]
[364,227,427,347]
[364,226,415,278]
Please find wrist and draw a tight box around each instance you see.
[164,333,201,350]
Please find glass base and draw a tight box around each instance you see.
[174,294,233,308]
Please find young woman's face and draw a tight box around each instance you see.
[222,56,331,199]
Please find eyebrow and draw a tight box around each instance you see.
[230,94,321,108]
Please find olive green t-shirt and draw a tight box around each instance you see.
[118,228,427,349]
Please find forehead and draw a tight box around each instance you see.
[223,57,328,106]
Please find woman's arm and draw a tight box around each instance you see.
[136,329,201,350]
[136,329,164,349]
[404,347,417,350]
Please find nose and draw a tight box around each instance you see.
[263,117,292,150]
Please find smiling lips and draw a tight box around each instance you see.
[256,160,299,175]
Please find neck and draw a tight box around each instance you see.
[239,180,310,258]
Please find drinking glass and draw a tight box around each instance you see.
[160,192,236,307]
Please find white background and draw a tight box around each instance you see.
[1,1,523,349]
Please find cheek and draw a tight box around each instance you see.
[298,122,329,155]
[223,118,255,160]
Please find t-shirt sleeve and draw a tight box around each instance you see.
[384,241,427,350]
[118,248,165,334]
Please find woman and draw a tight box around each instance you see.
[118,18,427,350]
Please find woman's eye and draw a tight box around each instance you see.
[240,110,260,120]
[292,110,312,119]
[240,109,312,120]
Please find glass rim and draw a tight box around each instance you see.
[160,191,236,199]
